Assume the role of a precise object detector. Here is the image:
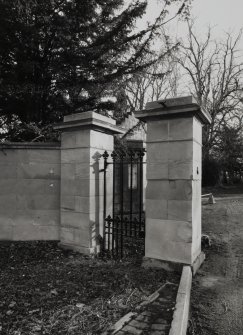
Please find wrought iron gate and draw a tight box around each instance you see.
[102,148,146,258]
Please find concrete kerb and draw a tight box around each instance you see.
[169,266,192,335]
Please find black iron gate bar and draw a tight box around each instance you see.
[102,148,146,257]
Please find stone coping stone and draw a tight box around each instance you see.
[64,111,116,125]
[135,96,212,125]
[0,142,60,149]
[146,96,197,109]
[54,111,125,135]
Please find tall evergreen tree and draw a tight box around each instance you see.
[0,0,188,141]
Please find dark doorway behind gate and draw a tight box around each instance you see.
[102,147,146,258]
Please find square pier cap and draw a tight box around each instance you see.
[135,96,212,125]
[54,111,125,135]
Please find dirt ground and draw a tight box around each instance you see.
[0,242,180,335]
[188,188,243,335]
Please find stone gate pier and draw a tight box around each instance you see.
[136,96,211,271]
[55,112,123,254]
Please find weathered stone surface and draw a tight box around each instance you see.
[15,179,59,195]
[59,117,115,254]
[136,96,212,125]
[168,161,193,180]
[147,120,169,142]
[146,180,192,201]
[146,218,192,243]
[147,163,169,180]
[0,146,61,242]
[60,164,76,180]
[0,150,17,164]
[0,223,13,240]
[146,96,196,110]
[0,179,17,194]
[145,218,192,264]
[168,200,192,222]
[146,199,167,220]
[0,195,17,212]
[168,141,193,162]
[60,226,90,247]
[192,180,201,199]
[14,209,59,227]
[192,117,202,143]
[62,130,90,148]
[61,130,113,150]
[61,148,90,163]
[61,179,90,197]
[13,224,59,241]
[60,211,94,228]
[140,97,208,267]
[193,141,202,163]
[17,149,60,164]
[17,194,59,210]
[17,163,60,179]
[64,110,116,125]
[0,164,17,178]
[169,117,193,141]
[146,142,169,163]
[146,239,192,264]
[90,130,114,150]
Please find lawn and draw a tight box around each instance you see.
[0,242,180,335]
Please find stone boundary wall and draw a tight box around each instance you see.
[0,142,61,241]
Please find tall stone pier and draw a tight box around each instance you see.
[55,111,123,254]
[135,96,211,269]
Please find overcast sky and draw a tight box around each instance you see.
[144,0,243,48]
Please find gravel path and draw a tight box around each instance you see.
[188,196,243,335]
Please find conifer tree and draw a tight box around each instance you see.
[0,0,188,141]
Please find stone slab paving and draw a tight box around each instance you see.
[108,281,178,335]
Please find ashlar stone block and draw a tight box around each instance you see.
[0,164,17,178]
[169,117,193,141]
[147,120,169,142]
[17,194,59,210]
[18,149,60,164]
[13,224,59,241]
[168,141,193,162]
[168,160,193,180]
[0,223,13,240]
[192,117,202,143]
[145,218,192,264]
[0,179,17,195]
[146,142,169,163]
[168,200,192,222]
[60,226,91,248]
[146,199,168,220]
[147,163,169,180]
[146,180,192,201]
[90,130,114,150]
[0,150,17,164]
